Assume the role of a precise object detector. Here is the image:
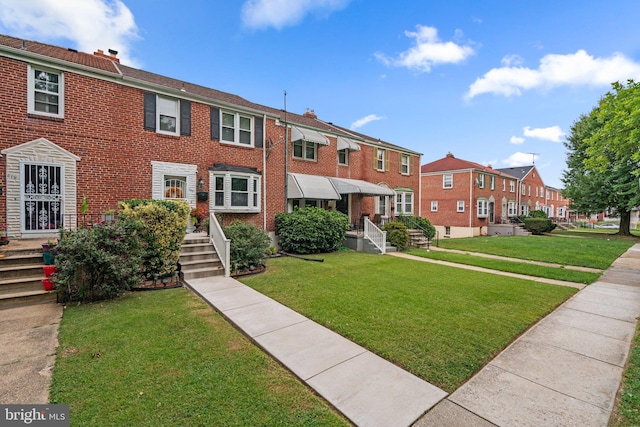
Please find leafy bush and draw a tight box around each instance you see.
[223,221,272,272]
[383,221,410,251]
[524,218,556,234]
[275,207,349,254]
[118,199,190,277]
[528,209,548,219]
[54,220,144,302]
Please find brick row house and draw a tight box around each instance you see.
[0,34,421,244]
[421,153,569,238]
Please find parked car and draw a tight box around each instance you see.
[596,223,619,228]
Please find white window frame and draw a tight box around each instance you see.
[164,175,187,200]
[431,200,438,212]
[508,201,517,217]
[528,185,531,196]
[293,140,317,160]
[395,192,414,215]
[443,174,453,189]
[211,172,260,213]
[502,179,506,192]
[28,65,64,118]
[510,180,515,192]
[535,187,538,197]
[221,111,253,146]
[338,148,348,165]
[457,200,465,212]
[157,95,180,136]
[376,149,385,171]
[490,175,495,190]
[477,199,488,218]
[521,183,526,195]
[401,154,410,175]
[477,173,485,188]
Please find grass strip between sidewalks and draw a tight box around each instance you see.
[241,251,577,392]
[405,248,600,284]
[435,235,634,270]
[611,322,640,426]
[49,289,349,427]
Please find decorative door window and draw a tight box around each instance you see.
[164,176,186,199]
[22,163,63,231]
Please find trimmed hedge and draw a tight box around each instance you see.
[524,218,556,234]
[382,221,410,251]
[275,207,349,254]
[223,220,271,272]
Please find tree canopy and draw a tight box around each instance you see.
[563,80,640,235]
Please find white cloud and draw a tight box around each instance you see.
[501,54,523,67]
[510,136,525,144]
[375,25,475,72]
[466,49,640,99]
[241,0,350,30]
[0,0,141,66]
[351,114,383,130]
[523,125,565,143]
[503,152,539,167]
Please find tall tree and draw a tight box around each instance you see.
[563,80,640,236]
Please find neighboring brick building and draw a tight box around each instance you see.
[544,186,570,221]
[0,34,421,241]
[496,166,546,217]
[421,153,520,238]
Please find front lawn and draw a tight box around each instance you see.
[405,248,600,284]
[435,235,634,269]
[241,251,577,392]
[50,289,348,426]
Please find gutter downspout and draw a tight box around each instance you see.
[469,170,473,237]
[283,91,288,212]
[262,113,267,230]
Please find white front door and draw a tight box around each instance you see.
[22,163,64,232]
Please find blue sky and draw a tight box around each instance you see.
[2,0,640,188]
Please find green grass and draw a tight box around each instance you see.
[611,323,640,426]
[50,289,348,427]
[435,235,635,269]
[405,248,600,284]
[241,252,577,392]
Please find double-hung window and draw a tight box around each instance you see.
[157,96,179,135]
[395,192,413,215]
[400,154,410,175]
[508,201,517,216]
[457,201,465,212]
[521,183,526,195]
[293,140,317,160]
[377,149,386,171]
[443,174,453,189]
[222,111,252,145]
[502,179,506,192]
[431,201,438,212]
[477,199,488,218]
[338,149,348,165]
[477,173,485,188]
[490,175,495,190]
[28,65,64,118]
[212,172,260,213]
[510,180,515,192]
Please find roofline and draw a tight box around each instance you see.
[421,167,519,179]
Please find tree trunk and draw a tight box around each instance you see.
[618,209,632,236]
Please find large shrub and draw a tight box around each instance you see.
[118,199,190,277]
[223,220,271,272]
[382,221,410,251]
[275,207,349,254]
[524,218,556,234]
[528,209,548,219]
[399,215,436,240]
[54,220,144,302]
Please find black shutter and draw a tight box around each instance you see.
[180,100,191,136]
[143,92,156,130]
[210,106,220,140]
[254,116,263,148]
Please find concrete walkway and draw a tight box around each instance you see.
[186,276,447,427]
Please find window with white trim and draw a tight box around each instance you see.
[540,186,544,197]
[510,180,515,192]
[377,149,386,171]
[221,111,252,145]
[445,226,451,236]
[401,154,410,175]
[490,175,495,190]
[28,65,64,118]
[164,175,186,200]
[477,173,485,188]
[477,199,488,218]
[338,149,348,165]
[443,174,453,189]
[431,201,438,212]
[535,187,538,197]
[508,201,517,216]
[528,185,531,196]
[521,183,526,195]
[502,179,506,192]
[395,192,413,215]
[457,201,465,212]
[157,95,179,135]
[212,172,260,212]
[293,140,317,160]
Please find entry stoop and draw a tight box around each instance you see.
[408,230,430,248]
[0,243,55,309]
[179,234,224,280]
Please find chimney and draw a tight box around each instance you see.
[93,48,120,63]
[303,108,317,119]
[446,152,455,158]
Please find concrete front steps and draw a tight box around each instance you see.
[0,244,55,309]
[179,234,224,280]
[408,229,430,248]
